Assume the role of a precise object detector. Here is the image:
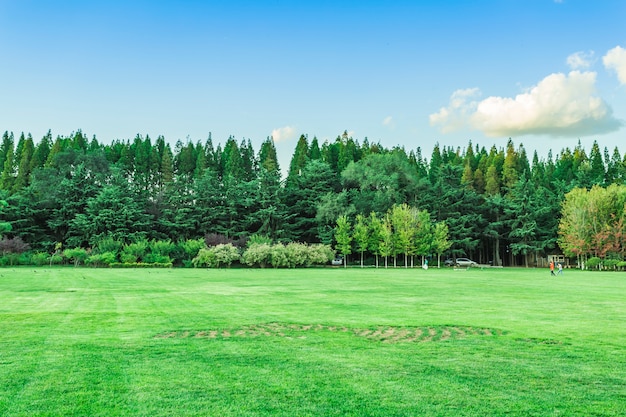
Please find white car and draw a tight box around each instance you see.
[455,258,478,267]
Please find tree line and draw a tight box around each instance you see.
[0,128,625,267]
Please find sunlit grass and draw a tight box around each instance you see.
[1,266,625,416]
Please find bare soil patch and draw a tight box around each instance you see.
[154,323,503,343]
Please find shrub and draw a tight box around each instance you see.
[86,252,117,267]
[149,239,176,258]
[308,244,335,265]
[95,237,124,256]
[178,239,205,266]
[586,257,602,270]
[192,248,216,268]
[31,252,50,266]
[241,243,272,267]
[122,240,148,263]
[18,252,33,265]
[143,253,172,264]
[285,242,308,267]
[241,242,335,268]
[63,248,89,267]
[603,259,620,270]
[49,254,64,265]
[212,244,240,267]
[269,244,289,268]
[0,237,30,265]
[180,239,205,258]
[120,252,138,263]
[193,244,240,268]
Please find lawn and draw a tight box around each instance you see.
[0,266,625,416]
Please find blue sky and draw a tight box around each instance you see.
[1,0,625,172]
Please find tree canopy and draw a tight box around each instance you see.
[0,129,624,267]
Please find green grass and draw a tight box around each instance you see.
[1,266,625,416]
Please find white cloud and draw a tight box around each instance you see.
[430,71,622,138]
[270,125,297,143]
[566,51,594,70]
[382,115,394,127]
[429,88,480,133]
[603,46,626,85]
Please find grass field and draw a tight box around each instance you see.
[1,266,625,416]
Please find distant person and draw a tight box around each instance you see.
[422,259,428,270]
[557,263,563,275]
[550,260,555,276]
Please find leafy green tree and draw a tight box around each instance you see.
[390,204,414,268]
[63,247,89,267]
[334,214,352,267]
[367,212,383,268]
[341,152,418,216]
[353,214,369,267]
[378,214,393,268]
[412,209,434,268]
[432,221,451,268]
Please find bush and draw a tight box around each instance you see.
[143,253,172,264]
[603,259,620,270]
[63,248,89,267]
[31,252,50,266]
[192,248,216,268]
[149,239,176,258]
[95,237,124,256]
[18,252,33,265]
[192,244,240,268]
[284,242,309,267]
[122,240,148,263]
[241,243,272,267]
[586,257,602,270]
[49,254,64,265]
[120,252,138,263]
[269,244,289,268]
[308,244,335,265]
[241,242,335,268]
[180,239,205,257]
[86,252,117,267]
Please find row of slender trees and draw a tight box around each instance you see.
[334,204,450,268]
[0,128,625,266]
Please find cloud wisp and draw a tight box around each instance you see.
[430,71,622,138]
[603,46,626,85]
[271,126,297,143]
[566,51,594,70]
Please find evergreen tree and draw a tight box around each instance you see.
[0,135,15,192]
[287,134,309,181]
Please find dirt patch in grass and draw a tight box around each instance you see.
[154,323,504,343]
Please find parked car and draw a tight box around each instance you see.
[331,257,343,266]
[455,258,478,267]
[444,258,455,267]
